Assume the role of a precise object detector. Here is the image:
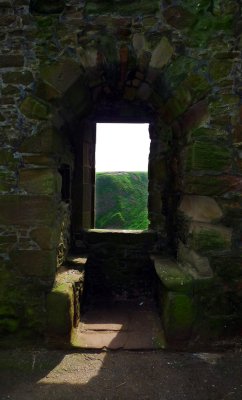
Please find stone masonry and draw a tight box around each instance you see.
[0,0,242,347]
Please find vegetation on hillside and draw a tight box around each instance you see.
[95,172,149,230]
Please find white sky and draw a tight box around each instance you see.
[96,123,150,172]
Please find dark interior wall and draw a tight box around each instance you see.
[0,0,241,339]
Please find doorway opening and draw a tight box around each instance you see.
[95,123,150,230]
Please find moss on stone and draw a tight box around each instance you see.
[19,168,61,195]
[190,226,231,252]
[186,141,231,172]
[164,56,197,92]
[163,292,196,341]
[153,257,193,293]
[184,175,229,196]
[183,73,211,102]
[20,96,50,120]
[209,59,233,81]
[188,14,233,47]
[47,283,74,336]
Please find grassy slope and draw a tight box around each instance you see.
[95,172,149,230]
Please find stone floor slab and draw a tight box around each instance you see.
[72,300,165,350]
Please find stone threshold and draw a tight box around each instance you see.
[74,229,158,246]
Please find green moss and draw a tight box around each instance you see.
[47,283,74,336]
[209,59,233,81]
[20,96,50,120]
[186,142,231,172]
[191,229,230,252]
[163,292,196,340]
[191,127,227,141]
[183,73,211,102]
[19,168,61,195]
[164,56,197,91]
[188,14,233,47]
[154,258,193,293]
[163,84,192,121]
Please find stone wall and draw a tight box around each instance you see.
[0,0,241,343]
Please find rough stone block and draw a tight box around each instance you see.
[150,37,173,70]
[19,126,65,155]
[2,71,33,85]
[189,223,232,252]
[163,6,197,29]
[30,226,60,250]
[47,269,84,336]
[20,96,50,120]
[178,243,213,279]
[179,195,223,223]
[47,283,74,336]
[19,168,61,195]
[10,249,57,279]
[186,142,231,172]
[184,175,242,196]
[163,292,196,341]
[0,55,24,68]
[0,195,59,226]
[152,256,193,293]
[40,59,83,96]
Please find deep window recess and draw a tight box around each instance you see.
[95,123,150,230]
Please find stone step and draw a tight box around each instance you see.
[151,255,214,293]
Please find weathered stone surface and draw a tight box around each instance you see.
[189,223,232,252]
[10,249,57,279]
[0,195,59,226]
[186,142,231,172]
[184,175,242,196]
[164,6,197,29]
[178,243,213,278]
[150,37,173,70]
[0,55,24,68]
[163,292,196,341]
[152,257,193,293]
[47,283,74,336]
[179,195,223,223]
[19,168,61,195]
[2,71,33,85]
[47,269,84,336]
[181,101,209,133]
[20,96,50,120]
[132,33,146,58]
[19,126,66,155]
[40,60,84,96]
[0,169,16,192]
[30,226,59,250]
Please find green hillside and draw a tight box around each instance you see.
[95,172,149,230]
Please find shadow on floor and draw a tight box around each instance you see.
[1,337,242,400]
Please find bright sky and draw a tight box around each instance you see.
[96,123,150,172]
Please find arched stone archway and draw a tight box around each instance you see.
[0,0,241,347]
